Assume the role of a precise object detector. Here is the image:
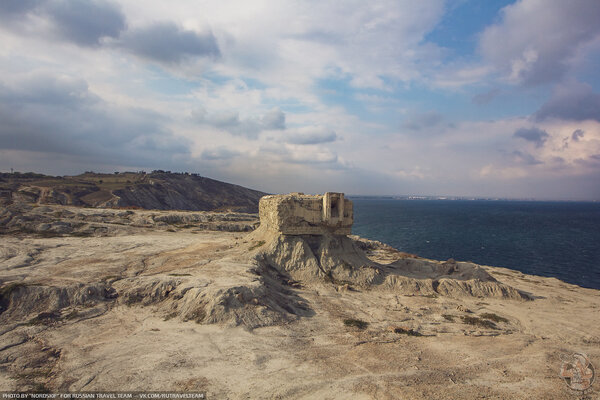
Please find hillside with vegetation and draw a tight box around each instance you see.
[0,171,266,212]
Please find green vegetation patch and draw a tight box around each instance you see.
[442,314,455,322]
[393,327,423,336]
[343,318,369,330]
[163,312,179,321]
[479,312,508,323]
[249,240,266,251]
[460,315,497,329]
[168,273,192,277]
[26,311,62,325]
[17,228,63,238]
[100,275,121,282]
[29,383,52,394]
[178,224,197,229]
[17,368,53,380]
[71,231,93,237]
[64,310,80,320]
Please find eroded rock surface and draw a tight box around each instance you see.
[249,227,530,300]
[0,203,258,237]
[0,204,598,399]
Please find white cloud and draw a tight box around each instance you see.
[479,0,600,86]
[277,126,337,145]
[184,0,445,91]
[191,106,285,139]
[118,22,220,64]
[201,146,240,161]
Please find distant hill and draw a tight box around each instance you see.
[0,171,267,213]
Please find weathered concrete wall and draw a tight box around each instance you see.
[259,192,353,235]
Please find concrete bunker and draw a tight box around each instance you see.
[258,192,353,235]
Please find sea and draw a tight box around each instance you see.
[350,198,600,290]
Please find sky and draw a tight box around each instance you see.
[1,0,600,200]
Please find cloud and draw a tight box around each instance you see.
[431,64,493,89]
[287,30,344,46]
[119,22,220,63]
[0,74,98,106]
[402,111,452,132]
[206,1,445,92]
[0,0,126,47]
[472,88,501,105]
[479,0,600,85]
[191,107,285,139]
[513,127,549,147]
[0,0,42,16]
[259,144,339,165]
[210,111,241,129]
[286,148,338,165]
[201,147,240,161]
[535,81,600,122]
[572,129,585,141]
[393,167,428,180]
[280,126,337,145]
[574,154,600,169]
[512,150,543,165]
[0,74,190,167]
[261,108,286,130]
[192,109,257,138]
[44,0,126,46]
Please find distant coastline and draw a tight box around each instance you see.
[348,195,599,203]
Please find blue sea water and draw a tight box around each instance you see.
[350,198,600,290]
